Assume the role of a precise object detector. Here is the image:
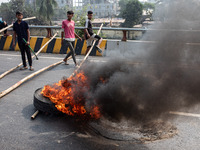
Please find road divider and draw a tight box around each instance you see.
[0,36,107,56]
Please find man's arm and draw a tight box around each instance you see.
[4,21,7,26]
[84,20,90,38]
[27,29,30,45]
[74,32,82,41]
[12,31,16,48]
[84,29,90,39]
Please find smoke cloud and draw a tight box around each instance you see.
[80,0,200,123]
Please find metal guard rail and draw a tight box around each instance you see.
[28,25,148,41]
[8,25,200,41]
[29,25,200,32]
[29,25,147,31]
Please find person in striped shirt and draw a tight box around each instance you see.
[84,11,103,55]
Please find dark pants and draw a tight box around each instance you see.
[18,43,32,67]
[64,40,76,64]
[0,23,8,34]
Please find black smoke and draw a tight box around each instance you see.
[80,0,200,123]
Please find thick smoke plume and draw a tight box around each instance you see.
[80,0,200,123]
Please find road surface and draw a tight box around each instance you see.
[0,51,200,150]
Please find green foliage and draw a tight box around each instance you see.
[119,0,156,26]
[118,0,129,17]
[73,6,88,38]
[53,7,68,21]
[0,0,31,23]
[121,0,143,27]
[143,2,155,10]
[0,3,12,23]
[143,2,155,20]
[0,0,46,25]
[37,0,58,25]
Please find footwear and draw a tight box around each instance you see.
[96,46,103,53]
[20,66,28,70]
[63,58,67,62]
[65,62,69,65]
[75,64,79,68]
[29,67,34,71]
[63,59,69,65]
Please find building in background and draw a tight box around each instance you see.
[74,0,120,18]
[74,0,83,8]
[25,0,73,8]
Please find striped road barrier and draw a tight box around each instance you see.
[0,36,107,56]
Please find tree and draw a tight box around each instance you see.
[53,7,68,21]
[0,0,29,24]
[0,0,45,25]
[121,0,143,27]
[0,2,12,23]
[143,2,155,20]
[118,0,129,17]
[36,0,58,37]
[73,6,88,38]
[37,0,58,25]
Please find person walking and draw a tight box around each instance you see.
[62,11,82,66]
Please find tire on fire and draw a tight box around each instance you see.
[33,88,60,114]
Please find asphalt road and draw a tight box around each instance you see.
[0,51,200,150]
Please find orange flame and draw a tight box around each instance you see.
[41,72,101,119]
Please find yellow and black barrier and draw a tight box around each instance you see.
[0,36,107,56]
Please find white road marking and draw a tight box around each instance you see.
[169,111,200,118]
[0,53,64,59]
[0,53,107,62]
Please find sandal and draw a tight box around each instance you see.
[29,67,34,71]
[20,66,28,70]
[63,59,69,65]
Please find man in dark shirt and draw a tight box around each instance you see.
[0,20,9,36]
[13,11,33,71]
[84,11,103,55]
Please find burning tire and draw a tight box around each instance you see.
[33,88,60,114]
[33,89,178,142]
